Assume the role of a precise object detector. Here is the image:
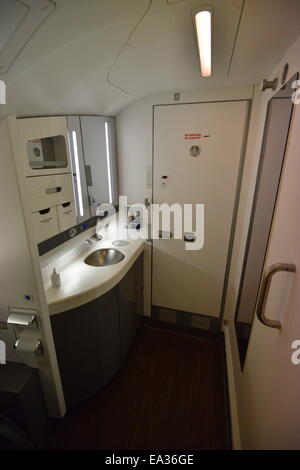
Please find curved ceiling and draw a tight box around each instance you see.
[1,0,300,117]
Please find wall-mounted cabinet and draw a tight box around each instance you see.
[17,115,119,247]
[31,202,77,244]
[25,171,76,243]
[18,116,72,177]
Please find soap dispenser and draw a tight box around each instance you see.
[51,268,61,287]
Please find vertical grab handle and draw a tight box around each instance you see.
[256,263,296,329]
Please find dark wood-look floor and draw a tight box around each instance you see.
[43,323,230,450]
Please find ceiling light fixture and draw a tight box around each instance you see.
[192,6,213,77]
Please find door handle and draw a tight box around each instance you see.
[256,263,296,329]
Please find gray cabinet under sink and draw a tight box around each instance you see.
[50,254,143,409]
[119,251,143,362]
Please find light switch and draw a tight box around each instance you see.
[161,175,168,188]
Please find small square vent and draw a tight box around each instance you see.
[0,0,55,74]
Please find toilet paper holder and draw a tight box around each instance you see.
[7,309,38,329]
[8,309,44,360]
[14,337,44,357]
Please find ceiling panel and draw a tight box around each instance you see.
[228,0,300,82]
[0,0,55,74]
[0,0,29,52]
[0,0,299,117]
[108,0,244,94]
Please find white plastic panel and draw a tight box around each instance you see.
[32,206,59,244]
[4,116,66,418]
[57,201,76,232]
[26,173,74,212]
[0,118,39,362]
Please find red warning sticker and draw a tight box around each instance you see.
[184,133,210,140]
[184,133,201,140]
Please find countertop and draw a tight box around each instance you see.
[45,237,145,316]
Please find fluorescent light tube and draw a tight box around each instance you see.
[105,121,113,204]
[72,130,84,217]
[194,8,212,77]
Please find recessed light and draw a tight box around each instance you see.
[192,6,213,77]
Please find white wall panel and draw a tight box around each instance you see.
[5,115,66,418]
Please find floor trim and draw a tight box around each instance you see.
[223,324,242,450]
[142,316,219,341]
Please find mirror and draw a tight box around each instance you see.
[80,116,117,217]
[235,73,297,368]
[27,135,68,169]
[67,115,119,225]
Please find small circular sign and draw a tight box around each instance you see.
[190,145,201,157]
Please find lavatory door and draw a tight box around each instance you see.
[152,101,249,318]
